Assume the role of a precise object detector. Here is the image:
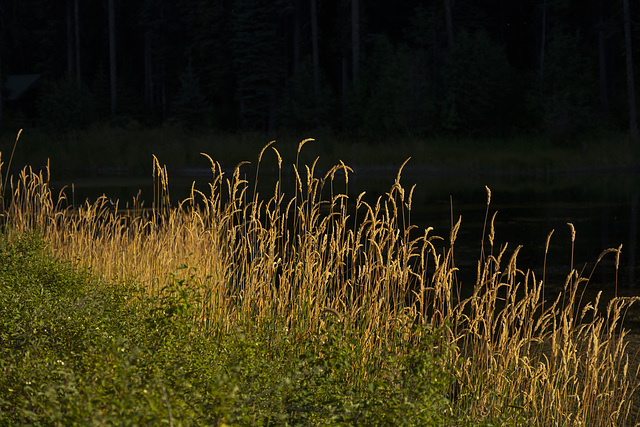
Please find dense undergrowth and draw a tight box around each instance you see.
[1,136,639,425]
[0,233,459,425]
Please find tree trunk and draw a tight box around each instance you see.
[144,30,153,112]
[351,0,360,84]
[310,0,320,99]
[341,55,348,113]
[0,12,3,125]
[108,0,117,117]
[159,5,167,122]
[539,1,546,101]
[67,0,74,75]
[0,43,3,125]
[74,0,81,88]
[598,0,610,110]
[293,0,301,74]
[623,0,638,139]
[444,0,455,48]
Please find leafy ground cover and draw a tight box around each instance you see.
[0,233,468,426]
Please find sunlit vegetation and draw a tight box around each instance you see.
[1,139,639,425]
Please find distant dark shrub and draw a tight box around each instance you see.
[531,29,597,144]
[38,77,96,133]
[279,56,337,131]
[439,30,515,134]
[173,64,209,127]
[347,35,435,136]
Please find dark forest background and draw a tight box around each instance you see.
[1,0,639,144]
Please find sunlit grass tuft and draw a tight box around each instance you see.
[1,138,639,425]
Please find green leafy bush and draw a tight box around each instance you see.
[0,233,461,425]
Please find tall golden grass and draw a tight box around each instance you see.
[1,138,638,425]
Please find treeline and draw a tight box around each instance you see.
[1,0,638,141]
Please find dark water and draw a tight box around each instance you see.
[50,167,640,297]
[401,169,640,298]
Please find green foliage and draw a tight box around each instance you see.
[174,63,209,127]
[280,57,337,131]
[187,0,237,129]
[3,0,633,138]
[37,77,96,134]
[405,3,446,54]
[348,35,435,136]
[277,320,457,426]
[0,234,228,425]
[534,29,598,144]
[440,30,515,133]
[146,265,203,339]
[230,0,290,130]
[0,233,463,425]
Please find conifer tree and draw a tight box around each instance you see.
[231,0,289,132]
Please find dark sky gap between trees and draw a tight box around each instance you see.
[1,0,638,142]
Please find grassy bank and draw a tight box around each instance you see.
[1,125,638,178]
[1,140,639,425]
[0,233,457,425]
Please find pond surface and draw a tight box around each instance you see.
[50,166,640,298]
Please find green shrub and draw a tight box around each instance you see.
[0,233,461,425]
